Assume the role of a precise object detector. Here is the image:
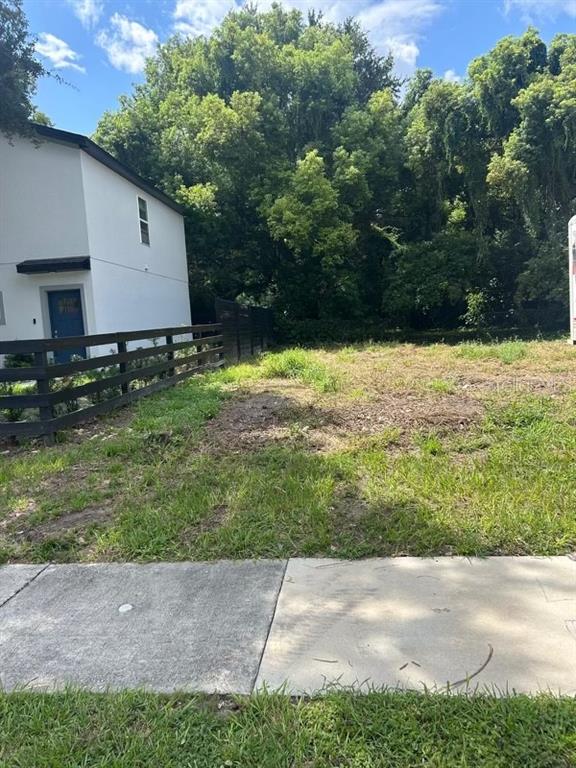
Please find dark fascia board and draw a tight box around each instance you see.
[17,256,91,274]
[30,123,184,215]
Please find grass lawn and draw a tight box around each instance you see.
[1,339,576,561]
[1,689,575,767]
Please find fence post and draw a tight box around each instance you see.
[166,335,175,377]
[117,340,129,394]
[235,303,241,363]
[34,350,54,445]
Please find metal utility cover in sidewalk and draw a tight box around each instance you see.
[0,561,285,693]
[256,556,576,695]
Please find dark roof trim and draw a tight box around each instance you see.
[30,123,184,214]
[17,256,91,274]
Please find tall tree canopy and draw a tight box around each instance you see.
[0,0,46,138]
[94,9,575,333]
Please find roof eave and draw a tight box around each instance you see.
[30,123,184,215]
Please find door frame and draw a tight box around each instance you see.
[40,284,89,358]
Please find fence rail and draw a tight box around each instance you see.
[0,324,224,442]
[1,299,273,443]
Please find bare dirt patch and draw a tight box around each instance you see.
[327,391,482,434]
[24,504,115,542]
[194,504,230,534]
[330,487,372,531]
[203,382,484,453]
[33,465,114,496]
[202,386,320,451]
[0,498,39,532]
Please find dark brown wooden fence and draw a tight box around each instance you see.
[1,299,273,443]
[215,298,273,363]
[0,324,223,442]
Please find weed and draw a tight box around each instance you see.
[260,349,340,392]
[427,378,456,394]
[455,340,528,365]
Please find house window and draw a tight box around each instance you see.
[138,196,150,245]
[0,292,5,325]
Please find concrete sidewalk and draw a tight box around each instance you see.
[0,557,574,695]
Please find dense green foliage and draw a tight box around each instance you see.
[93,11,576,330]
[0,0,46,138]
[2,2,574,331]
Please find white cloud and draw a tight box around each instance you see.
[443,68,461,83]
[172,0,444,75]
[356,0,442,33]
[67,0,103,28]
[36,32,86,73]
[173,0,236,37]
[96,13,159,74]
[385,37,420,67]
[357,0,443,73]
[504,0,576,21]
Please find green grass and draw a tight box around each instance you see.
[455,340,529,364]
[427,378,456,394]
[2,344,576,562]
[260,348,340,392]
[217,348,340,392]
[0,689,574,767]
[356,413,576,556]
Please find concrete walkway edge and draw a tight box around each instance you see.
[1,556,574,695]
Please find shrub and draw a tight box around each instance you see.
[4,353,33,368]
[461,290,489,330]
[0,381,34,423]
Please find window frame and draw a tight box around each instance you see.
[137,196,150,246]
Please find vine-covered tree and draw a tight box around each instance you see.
[93,10,576,335]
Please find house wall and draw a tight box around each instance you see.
[80,151,191,350]
[0,133,191,360]
[0,134,96,343]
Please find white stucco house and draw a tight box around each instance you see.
[0,123,191,362]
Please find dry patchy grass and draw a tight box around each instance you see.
[1,339,576,561]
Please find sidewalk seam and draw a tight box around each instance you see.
[251,558,289,693]
[0,564,51,611]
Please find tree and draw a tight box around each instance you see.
[468,28,546,140]
[0,0,46,138]
[95,16,575,334]
[94,5,400,322]
[486,39,576,314]
[31,108,52,125]
[266,149,359,318]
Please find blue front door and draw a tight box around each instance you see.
[47,289,86,363]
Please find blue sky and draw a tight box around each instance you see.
[26,0,576,136]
